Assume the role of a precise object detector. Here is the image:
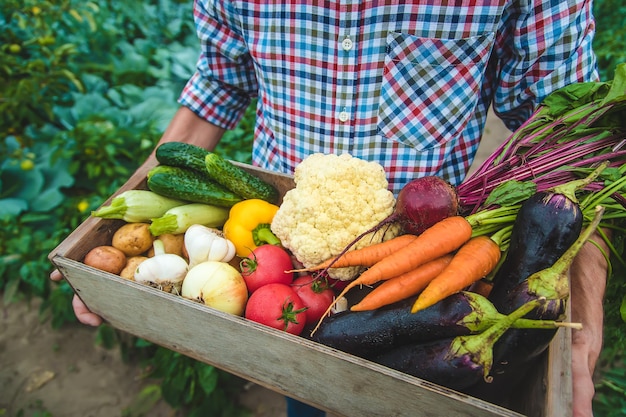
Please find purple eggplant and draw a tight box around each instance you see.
[371,298,545,391]
[496,204,603,320]
[488,191,582,311]
[311,291,561,359]
[471,206,604,405]
[493,205,603,357]
[488,165,607,312]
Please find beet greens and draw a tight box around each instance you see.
[458,65,626,215]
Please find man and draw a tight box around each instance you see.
[52,1,607,415]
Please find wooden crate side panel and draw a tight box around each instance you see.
[545,302,573,416]
[52,256,525,417]
[500,331,571,417]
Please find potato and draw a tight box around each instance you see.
[83,246,127,274]
[119,256,148,280]
[146,233,185,258]
[112,222,154,256]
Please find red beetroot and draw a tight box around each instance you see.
[393,176,459,235]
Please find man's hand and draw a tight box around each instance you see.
[570,234,608,417]
[50,269,103,327]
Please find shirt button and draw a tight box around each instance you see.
[341,37,353,51]
[339,111,350,122]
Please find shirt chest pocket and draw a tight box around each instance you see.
[377,32,495,151]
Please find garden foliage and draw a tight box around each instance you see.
[0,0,624,415]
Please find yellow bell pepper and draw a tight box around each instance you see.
[223,199,282,257]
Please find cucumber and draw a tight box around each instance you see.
[147,165,243,208]
[155,141,280,203]
[155,142,209,173]
[205,152,279,203]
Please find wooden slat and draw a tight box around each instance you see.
[544,300,573,416]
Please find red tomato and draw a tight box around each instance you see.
[291,276,335,325]
[240,245,294,293]
[244,283,307,335]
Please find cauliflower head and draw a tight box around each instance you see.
[271,153,401,280]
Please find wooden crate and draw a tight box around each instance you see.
[48,162,571,417]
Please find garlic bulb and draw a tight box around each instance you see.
[184,224,236,268]
[134,240,188,294]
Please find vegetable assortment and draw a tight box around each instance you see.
[80,65,626,412]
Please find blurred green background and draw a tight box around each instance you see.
[1,1,625,416]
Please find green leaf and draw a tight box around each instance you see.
[134,338,153,348]
[196,364,218,394]
[0,198,28,217]
[19,261,47,296]
[95,325,119,350]
[1,166,44,201]
[161,372,186,407]
[30,188,65,212]
[620,293,626,322]
[121,384,163,417]
[59,68,84,93]
[70,93,111,119]
[601,62,626,106]
[483,180,537,207]
[542,81,612,117]
[3,278,21,304]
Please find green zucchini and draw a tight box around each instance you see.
[147,165,243,208]
[155,142,209,173]
[149,203,229,236]
[205,152,279,203]
[91,190,186,222]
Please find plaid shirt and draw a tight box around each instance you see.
[180,0,598,193]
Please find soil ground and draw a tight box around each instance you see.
[0,112,510,417]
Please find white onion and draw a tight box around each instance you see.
[181,261,248,316]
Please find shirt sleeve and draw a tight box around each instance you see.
[492,0,599,130]
[178,0,258,130]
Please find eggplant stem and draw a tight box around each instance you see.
[527,205,605,299]
[550,161,609,203]
[512,318,583,330]
[448,297,546,383]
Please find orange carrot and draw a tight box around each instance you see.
[343,216,472,289]
[288,234,418,272]
[411,235,502,313]
[350,254,454,311]
[309,216,473,335]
